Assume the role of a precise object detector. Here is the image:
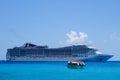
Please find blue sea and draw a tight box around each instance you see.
[0,61,120,80]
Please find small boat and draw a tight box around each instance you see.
[67,60,85,69]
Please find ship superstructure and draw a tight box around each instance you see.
[6,43,113,61]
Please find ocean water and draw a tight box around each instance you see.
[0,61,120,80]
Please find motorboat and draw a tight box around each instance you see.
[67,60,85,69]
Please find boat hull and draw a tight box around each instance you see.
[6,54,113,62]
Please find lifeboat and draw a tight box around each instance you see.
[67,60,85,69]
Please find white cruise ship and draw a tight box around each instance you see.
[6,43,113,61]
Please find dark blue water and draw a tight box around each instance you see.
[0,61,120,80]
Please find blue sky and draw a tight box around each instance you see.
[0,0,120,60]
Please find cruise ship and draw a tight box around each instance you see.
[6,43,113,62]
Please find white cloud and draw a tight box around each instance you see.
[66,31,88,45]
[88,41,93,44]
[110,32,120,41]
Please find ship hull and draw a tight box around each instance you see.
[7,54,113,62]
